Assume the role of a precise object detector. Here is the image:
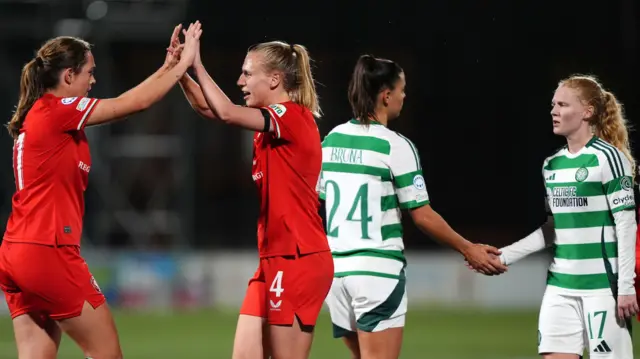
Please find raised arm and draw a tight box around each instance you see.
[178,74,217,119]
[192,62,269,131]
[86,22,202,127]
[164,25,218,119]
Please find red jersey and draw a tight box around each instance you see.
[252,101,328,258]
[4,94,100,246]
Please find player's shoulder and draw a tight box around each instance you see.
[266,102,310,119]
[24,95,68,124]
[387,129,418,153]
[321,122,348,147]
[587,137,627,164]
[321,120,394,147]
[542,145,569,170]
[49,95,93,114]
[323,121,353,137]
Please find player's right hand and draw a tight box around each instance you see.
[463,243,508,276]
[618,294,639,320]
[164,24,183,68]
[180,21,203,66]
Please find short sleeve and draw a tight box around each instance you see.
[55,97,100,132]
[595,144,635,213]
[389,133,429,209]
[263,103,306,141]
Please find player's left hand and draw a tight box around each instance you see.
[617,295,639,320]
[181,21,203,67]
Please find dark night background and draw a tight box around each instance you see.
[0,0,637,250]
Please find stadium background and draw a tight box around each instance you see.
[0,0,638,357]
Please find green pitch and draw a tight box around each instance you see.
[0,307,636,359]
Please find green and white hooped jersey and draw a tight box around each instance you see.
[544,136,635,296]
[317,120,430,279]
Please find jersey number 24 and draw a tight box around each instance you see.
[325,181,373,239]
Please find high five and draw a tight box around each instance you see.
[0,22,202,359]
[166,23,333,359]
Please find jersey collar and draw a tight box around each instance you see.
[349,119,383,126]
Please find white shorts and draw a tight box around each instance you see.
[538,289,633,358]
[325,273,407,337]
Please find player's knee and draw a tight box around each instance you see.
[232,340,264,359]
[232,348,263,359]
[346,345,361,359]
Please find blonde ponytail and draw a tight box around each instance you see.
[593,91,635,176]
[290,44,321,118]
[249,41,321,118]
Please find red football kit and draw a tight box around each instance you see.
[0,94,105,320]
[240,102,333,326]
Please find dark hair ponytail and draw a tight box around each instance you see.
[7,59,43,139]
[348,55,403,125]
[6,36,91,139]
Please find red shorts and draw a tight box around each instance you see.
[240,251,333,326]
[0,241,106,320]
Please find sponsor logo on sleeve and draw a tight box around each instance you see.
[76,97,90,111]
[268,104,287,117]
[90,276,102,293]
[620,176,632,191]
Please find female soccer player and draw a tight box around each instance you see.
[318,54,507,359]
[486,75,637,359]
[167,32,333,359]
[0,22,202,359]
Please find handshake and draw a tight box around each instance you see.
[462,243,508,276]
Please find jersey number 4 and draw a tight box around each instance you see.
[325,181,373,239]
[270,270,284,297]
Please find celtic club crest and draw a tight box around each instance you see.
[575,167,589,182]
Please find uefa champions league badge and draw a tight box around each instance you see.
[412,174,425,190]
[61,97,77,105]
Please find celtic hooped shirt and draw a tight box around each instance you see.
[317,119,429,279]
[543,136,635,296]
